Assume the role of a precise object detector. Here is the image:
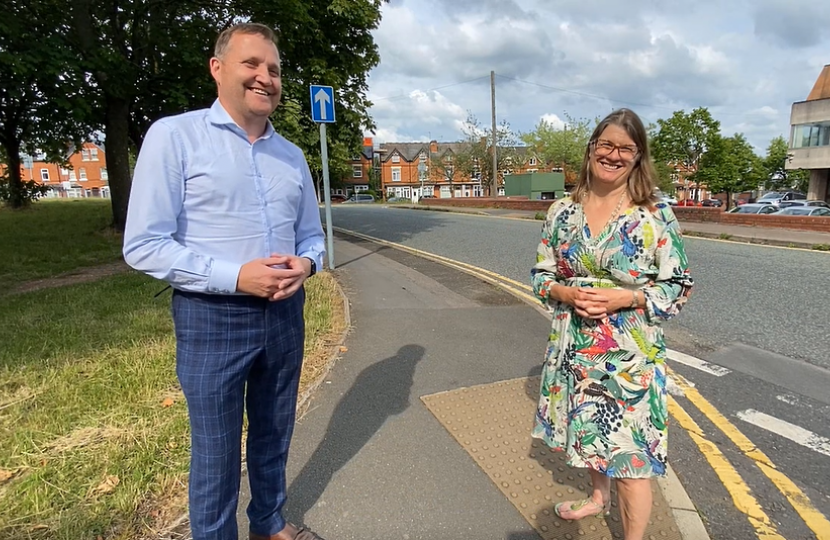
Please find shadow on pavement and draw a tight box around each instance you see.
[285,344,426,523]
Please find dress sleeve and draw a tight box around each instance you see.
[531,199,570,307]
[642,204,693,322]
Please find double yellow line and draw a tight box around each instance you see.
[670,374,830,540]
[335,227,830,540]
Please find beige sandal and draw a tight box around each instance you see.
[554,498,610,520]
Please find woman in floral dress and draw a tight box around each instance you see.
[530,108,693,540]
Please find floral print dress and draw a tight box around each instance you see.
[530,198,693,479]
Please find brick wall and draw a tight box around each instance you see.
[673,207,830,232]
[423,197,553,212]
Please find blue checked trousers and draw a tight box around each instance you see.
[172,289,305,540]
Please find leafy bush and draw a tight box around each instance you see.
[0,175,49,207]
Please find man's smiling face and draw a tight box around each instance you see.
[210,32,282,126]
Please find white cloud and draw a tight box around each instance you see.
[540,114,566,130]
[365,0,830,150]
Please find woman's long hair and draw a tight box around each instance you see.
[571,108,659,207]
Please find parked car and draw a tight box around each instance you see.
[342,193,375,204]
[701,198,723,207]
[385,196,408,203]
[676,199,699,206]
[329,194,347,204]
[773,206,830,217]
[654,190,677,205]
[726,204,777,214]
[779,199,830,209]
[756,191,806,207]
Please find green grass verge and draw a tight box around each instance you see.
[0,200,123,289]
[0,270,346,539]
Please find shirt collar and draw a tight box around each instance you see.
[208,99,276,141]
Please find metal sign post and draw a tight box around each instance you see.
[310,85,336,270]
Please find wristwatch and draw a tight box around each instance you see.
[304,257,317,277]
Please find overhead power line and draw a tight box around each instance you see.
[371,75,491,102]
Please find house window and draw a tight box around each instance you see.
[79,168,87,181]
[529,157,537,166]
[81,149,90,161]
[40,169,50,182]
[352,165,363,178]
[90,148,99,161]
[527,168,538,173]
[69,170,76,180]
[60,167,69,176]
[419,153,427,162]
[101,168,108,180]
[354,185,369,192]
[391,153,400,163]
[391,167,401,182]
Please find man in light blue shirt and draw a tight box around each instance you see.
[123,23,326,540]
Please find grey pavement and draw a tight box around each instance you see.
[235,235,703,540]
[321,206,830,540]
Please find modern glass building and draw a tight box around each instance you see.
[787,64,830,203]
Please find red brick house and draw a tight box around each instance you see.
[2,142,109,198]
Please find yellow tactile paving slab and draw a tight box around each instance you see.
[421,377,683,540]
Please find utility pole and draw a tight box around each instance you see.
[491,70,498,198]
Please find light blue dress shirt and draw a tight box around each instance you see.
[123,100,325,294]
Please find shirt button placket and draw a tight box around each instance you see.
[252,143,273,257]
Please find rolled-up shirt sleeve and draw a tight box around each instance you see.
[294,159,326,269]
[122,121,241,293]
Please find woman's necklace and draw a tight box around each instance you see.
[582,190,627,247]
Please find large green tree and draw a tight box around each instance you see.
[762,135,810,192]
[63,0,384,230]
[0,2,94,208]
[650,108,721,175]
[520,114,594,185]
[696,133,764,208]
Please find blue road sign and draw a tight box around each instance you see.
[310,85,336,123]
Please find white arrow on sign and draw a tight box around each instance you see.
[314,88,331,121]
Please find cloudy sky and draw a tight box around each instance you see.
[363,0,830,152]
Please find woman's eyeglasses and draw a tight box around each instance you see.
[592,139,639,161]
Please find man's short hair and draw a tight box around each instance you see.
[214,23,278,58]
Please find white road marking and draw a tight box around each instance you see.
[667,349,732,377]
[736,409,830,458]
[666,375,686,396]
[776,394,799,406]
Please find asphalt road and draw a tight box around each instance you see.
[327,205,830,540]
[328,205,830,369]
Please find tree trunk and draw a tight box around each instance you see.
[2,138,25,208]
[105,96,132,231]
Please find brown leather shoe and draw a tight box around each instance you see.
[250,522,325,540]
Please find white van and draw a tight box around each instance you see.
[343,193,375,204]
